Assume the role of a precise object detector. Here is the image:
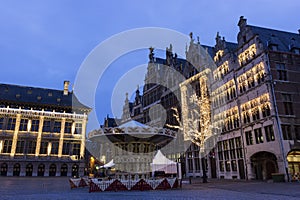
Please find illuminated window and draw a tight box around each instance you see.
[262,104,271,117]
[219,161,224,172]
[217,142,223,160]
[238,44,257,66]
[51,142,59,155]
[236,149,243,159]
[74,123,82,134]
[224,150,229,160]
[0,117,4,130]
[2,140,12,153]
[257,72,265,84]
[245,131,253,145]
[39,141,48,154]
[239,83,247,93]
[247,77,255,89]
[42,120,51,132]
[6,118,16,130]
[62,142,70,155]
[265,125,275,142]
[16,140,25,153]
[53,121,61,133]
[27,140,36,154]
[64,122,72,133]
[235,137,242,148]
[231,160,237,171]
[243,112,251,124]
[31,120,39,132]
[19,119,28,131]
[225,161,231,172]
[252,108,260,121]
[254,128,264,144]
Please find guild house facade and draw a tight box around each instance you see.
[209,17,300,181]
[0,81,90,177]
[123,17,300,181]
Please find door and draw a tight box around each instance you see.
[210,157,217,178]
[238,159,245,179]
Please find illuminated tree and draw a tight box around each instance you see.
[167,73,216,155]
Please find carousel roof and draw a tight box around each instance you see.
[88,120,176,145]
[118,120,150,128]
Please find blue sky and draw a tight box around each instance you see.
[1,0,300,131]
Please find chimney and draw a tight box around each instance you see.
[238,16,247,30]
[63,80,70,95]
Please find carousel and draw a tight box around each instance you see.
[85,120,180,192]
[88,120,177,176]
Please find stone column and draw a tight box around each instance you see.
[27,119,32,132]
[58,118,66,157]
[80,117,87,159]
[10,114,21,157]
[35,116,44,156]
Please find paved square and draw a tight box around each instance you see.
[1,177,300,200]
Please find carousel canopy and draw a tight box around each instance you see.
[119,120,150,128]
[151,150,177,174]
[102,159,115,168]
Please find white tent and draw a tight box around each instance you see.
[151,150,178,174]
[102,159,115,168]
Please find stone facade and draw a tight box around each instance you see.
[210,16,300,180]
[126,17,300,181]
[0,81,90,177]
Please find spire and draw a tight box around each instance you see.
[149,47,154,62]
[125,92,129,102]
[189,32,193,40]
[135,85,141,105]
[121,92,131,123]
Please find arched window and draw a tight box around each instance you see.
[13,163,21,176]
[26,163,33,176]
[0,163,8,176]
[37,163,45,176]
[60,164,68,176]
[49,164,56,176]
[72,164,79,177]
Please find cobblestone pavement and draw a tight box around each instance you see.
[0,177,299,200]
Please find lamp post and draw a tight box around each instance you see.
[202,157,208,183]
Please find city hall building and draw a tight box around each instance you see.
[0,81,90,177]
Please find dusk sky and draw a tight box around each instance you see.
[1,0,300,131]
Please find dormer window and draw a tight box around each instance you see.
[269,44,278,51]
[292,48,300,54]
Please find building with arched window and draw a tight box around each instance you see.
[0,81,90,176]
